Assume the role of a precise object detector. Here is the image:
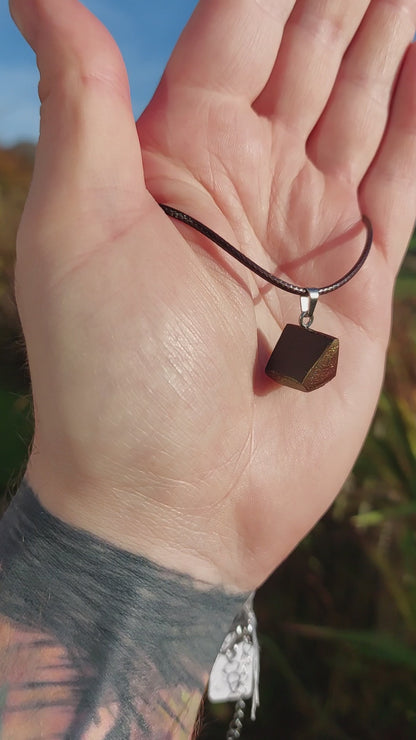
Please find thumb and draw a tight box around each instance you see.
[9,0,145,252]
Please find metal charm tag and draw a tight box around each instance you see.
[208,593,260,721]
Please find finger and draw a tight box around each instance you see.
[163,0,295,102]
[253,0,370,134]
[9,0,144,244]
[307,0,416,184]
[360,42,416,272]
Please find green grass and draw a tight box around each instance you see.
[0,386,32,494]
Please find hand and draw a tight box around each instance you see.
[10,0,416,590]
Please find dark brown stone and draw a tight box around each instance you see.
[265,324,339,392]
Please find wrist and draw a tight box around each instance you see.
[24,457,249,590]
[0,480,248,739]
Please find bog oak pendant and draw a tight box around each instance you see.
[158,205,373,392]
[265,324,339,391]
[265,289,339,392]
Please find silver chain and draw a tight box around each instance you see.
[226,698,246,739]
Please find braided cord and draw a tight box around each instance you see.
[159,204,373,297]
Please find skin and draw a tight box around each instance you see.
[0,483,241,739]
[0,619,204,739]
[2,0,416,735]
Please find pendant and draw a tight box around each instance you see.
[265,290,339,392]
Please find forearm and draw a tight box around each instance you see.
[0,481,246,739]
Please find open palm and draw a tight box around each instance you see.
[11,0,416,589]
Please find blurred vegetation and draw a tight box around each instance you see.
[0,145,33,510]
[1,144,415,739]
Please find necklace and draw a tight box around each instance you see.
[159,204,373,392]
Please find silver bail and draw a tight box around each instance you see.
[299,288,319,329]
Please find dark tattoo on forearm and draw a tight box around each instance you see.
[0,481,247,739]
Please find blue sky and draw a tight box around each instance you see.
[0,0,199,146]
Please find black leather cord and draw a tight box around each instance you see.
[159,204,373,297]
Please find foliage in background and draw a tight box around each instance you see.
[0,145,415,739]
[0,145,33,506]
